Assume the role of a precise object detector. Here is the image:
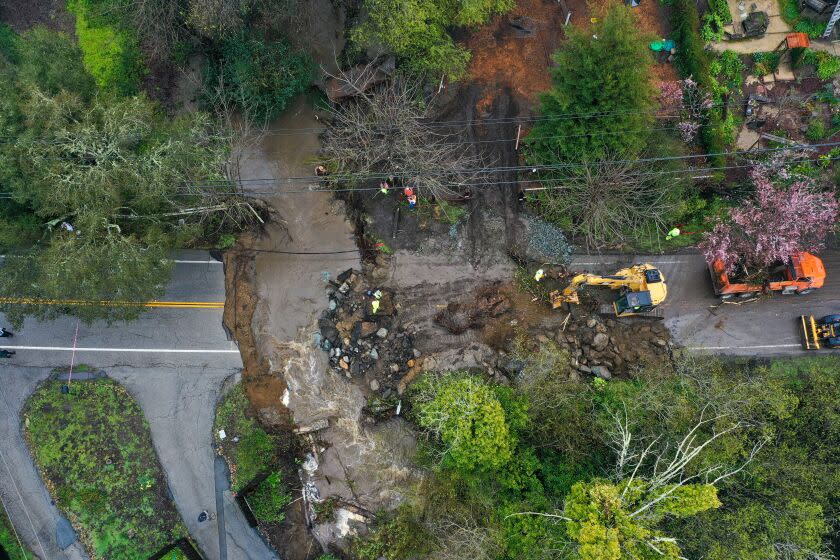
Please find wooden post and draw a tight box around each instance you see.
[514,124,522,151]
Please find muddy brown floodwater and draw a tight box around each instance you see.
[226,95,422,557]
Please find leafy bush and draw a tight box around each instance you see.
[0,23,19,62]
[710,50,745,96]
[780,0,801,24]
[794,18,826,38]
[248,472,293,524]
[351,0,513,79]
[806,117,827,141]
[410,372,516,472]
[701,12,726,42]
[752,51,781,76]
[708,0,733,22]
[804,49,840,81]
[17,28,94,97]
[70,4,143,95]
[671,0,711,88]
[206,31,313,122]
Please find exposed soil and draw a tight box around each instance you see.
[463,0,678,109]
[223,235,293,430]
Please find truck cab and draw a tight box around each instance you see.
[710,252,826,299]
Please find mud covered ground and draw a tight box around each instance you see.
[222,1,685,555]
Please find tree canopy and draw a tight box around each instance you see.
[700,167,839,272]
[526,4,655,163]
[351,0,514,79]
[0,27,248,326]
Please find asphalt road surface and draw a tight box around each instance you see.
[0,250,276,560]
[569,249,840,356]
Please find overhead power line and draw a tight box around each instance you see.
[185,140,840,187]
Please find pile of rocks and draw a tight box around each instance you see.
[317,269,421,406]
[551,315,671,379]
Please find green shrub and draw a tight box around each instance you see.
[804,49,840,80]
[780,0,801,24]
[410,372,516,473]
[351,0,513,79]
[71,5,143,95]
[671,0,711,88]
[794,19,826,38]
[752,51,781,76]
[248,472,292,524]
[17,28,94,97]
[708,0,733,22]
[206,31,313,122]
[711,50,745,96]
[701,12,726,42]
[0,23,19,62]
[806,117,827,141]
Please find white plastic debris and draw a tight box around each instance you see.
[218,429,226,440]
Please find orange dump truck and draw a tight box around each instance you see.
[709,252,826,299]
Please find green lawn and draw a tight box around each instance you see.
[23,379,187,560]
[0,507,32,560]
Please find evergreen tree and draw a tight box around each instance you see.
[526,4,655,163]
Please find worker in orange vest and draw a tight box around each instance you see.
[404,187,417,209]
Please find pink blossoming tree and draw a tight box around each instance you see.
[700,168,839,273]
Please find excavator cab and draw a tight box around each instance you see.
[614,291,655,315]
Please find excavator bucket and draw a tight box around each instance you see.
[801,315,821,350]
[550,290,579,309]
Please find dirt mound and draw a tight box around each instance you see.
[434,284,672,379]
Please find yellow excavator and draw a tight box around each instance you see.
[550,263,668,316]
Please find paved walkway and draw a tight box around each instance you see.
[710,0,840,57]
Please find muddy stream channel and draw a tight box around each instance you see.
[233,96,419,554]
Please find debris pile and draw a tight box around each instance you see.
[317,269,421,412]
[433,285,512,334]
[547,315,671,379]
[435,286,672,379]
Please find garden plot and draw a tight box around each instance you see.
[23,378,188,560]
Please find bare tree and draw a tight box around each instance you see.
[607,405,764,519]
[320,66,491,200]
[533,153,684,249]
[95,0,185,61]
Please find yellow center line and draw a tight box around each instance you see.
[0,297,224,309]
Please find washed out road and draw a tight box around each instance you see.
[0,250,275,560]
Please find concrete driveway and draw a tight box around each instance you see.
[0,250,275,560]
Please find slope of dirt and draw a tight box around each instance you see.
[464,0,678,108]
[223,237,293,429]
